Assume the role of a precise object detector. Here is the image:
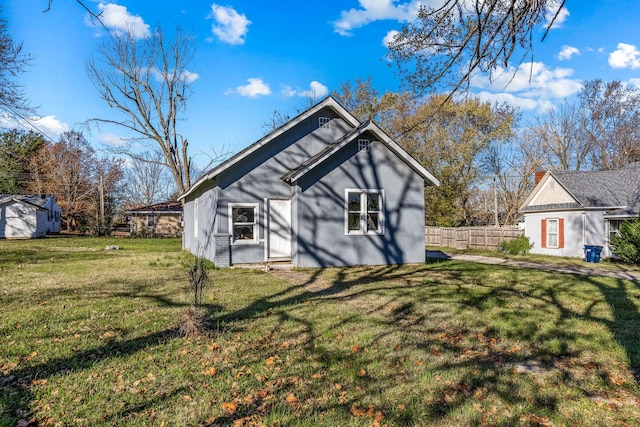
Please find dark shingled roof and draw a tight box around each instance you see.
[0,194,53,209]
[522,163,640,214]
[125,201,182,213]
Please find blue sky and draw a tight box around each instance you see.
[4,1,640,168]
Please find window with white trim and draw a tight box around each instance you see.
[229,203,259,244]
[547,218,558,248]
[319,117,331,128]
[345,190,383,234]
[358,139,370,152]
[147,214,156,228]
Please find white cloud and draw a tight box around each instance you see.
[281,81,329,99]
[95,3,150,39]
[557,45,579,61]
[150,68,200,84]
[280,85,298,97]
[230,78,271,98]
[382,30,400,47]
[209,4,251,45]
[471,62,582,99]
[546,2,569,29]
[470,61,582,113]
[0,114,69,140]
[334,0,422,36]
[474,91,554,113]
[99,133,126,148]
[299,81,329,99]
[609,43,640,69]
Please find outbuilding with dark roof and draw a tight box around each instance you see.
[519,163,640,258]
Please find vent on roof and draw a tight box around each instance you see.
[358,139,370,152]
[319,117,331,129]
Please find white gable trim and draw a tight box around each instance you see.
[519,172,580,211]
[285,121,439,186]
[179,97,360,201]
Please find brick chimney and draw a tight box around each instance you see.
[535,171,546,184]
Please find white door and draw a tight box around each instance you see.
[268,199,292,259]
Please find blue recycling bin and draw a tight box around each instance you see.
[584,245,604,263]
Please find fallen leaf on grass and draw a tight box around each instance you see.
[209,342,220,352]
[350,404,375,417]
[431,348,442,355]
[265,356,276,366]
[285,394,298,404]
[351,345,362,353]
[350,405,367,417]
[204,367,217,376]
[221,402,238,414]
[26,351,38,361]
[356,369,367,377]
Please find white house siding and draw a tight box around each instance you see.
[0,202,46,238]
[524,210,607,258]
[529,177,574,206]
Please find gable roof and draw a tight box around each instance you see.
[281,120,439,186]
[520,163,640,213]
[179,96,361,201]
[0,194,55,210]
[125,201,182,214]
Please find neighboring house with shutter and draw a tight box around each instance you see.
[0,194,61,239]
[519,164,640,258]
[125,201,183,237]
[179,96,439,267]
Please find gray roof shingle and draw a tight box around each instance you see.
[522,163,640,214]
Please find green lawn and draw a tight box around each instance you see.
[428,245,640,274]
[1,238,640,426]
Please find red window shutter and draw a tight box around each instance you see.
[541,219,547,248]
[558,218,564,248]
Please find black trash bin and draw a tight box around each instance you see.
[584,245,603,263]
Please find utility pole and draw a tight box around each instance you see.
[99,174,105,234]
[493,176,499,227]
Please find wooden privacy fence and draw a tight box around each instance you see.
[426,226,524,250]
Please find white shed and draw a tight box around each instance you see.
[0,195,61,239]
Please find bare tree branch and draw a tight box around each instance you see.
[86,25,198,194]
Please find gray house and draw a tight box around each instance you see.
[520,163,640,258]
[179,96,439,267]
[0,194,61,239]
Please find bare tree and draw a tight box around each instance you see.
[121,150,177,207]
[579,79,640,170]
[86,26,197,194]
[28,131,122,232]
[387,0,566,97]
[526,100,591,171]
[0,6,33,118]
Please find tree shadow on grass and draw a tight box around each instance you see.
[4,260,640,425]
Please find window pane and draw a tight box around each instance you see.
[234,225,254,240]
[348,213,361,231]
[548,219,557,233]
[233,207,254,223]
[548,234,558,247]
[367,193,380,211]
[367,213,379,231]
[348,193,361,211]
